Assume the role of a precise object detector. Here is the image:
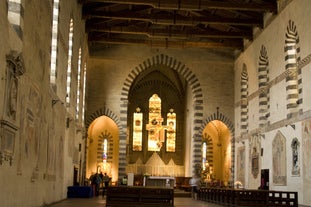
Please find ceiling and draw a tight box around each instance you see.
[79,0,278,52]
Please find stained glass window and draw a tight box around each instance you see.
[166,109,176,152]
[133,107,143,151]
[146,94,163,151]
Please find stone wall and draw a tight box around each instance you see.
[86,46,235,178]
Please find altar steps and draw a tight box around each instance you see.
[174,189,191,197]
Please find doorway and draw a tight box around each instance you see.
[202,120,231,186]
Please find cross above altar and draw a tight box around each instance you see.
[146,114,166,150]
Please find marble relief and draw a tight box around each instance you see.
[0,51,24,165]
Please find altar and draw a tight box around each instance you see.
[145,176,175,188]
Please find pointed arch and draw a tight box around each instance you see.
[199,108,235,184]
[85,107,122,131]
[258,45,270,127]
[119,54,204,177]
[240,64,249,132]
[285,20,301,116]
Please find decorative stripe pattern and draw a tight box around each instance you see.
[8,0,23,40]
[240,64,249,132]
[119,54,203,177]
[97,130,113,164]
[285,20,301,116]
[85,107,122,131]
[258,45,270,127]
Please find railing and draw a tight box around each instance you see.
[197,187,298,207]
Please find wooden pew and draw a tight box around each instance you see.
[268,191,298,207]
[106,186,174,207]
[235,189,268,207]
[197,187,298,207]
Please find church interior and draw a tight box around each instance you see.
[0,0,311,206]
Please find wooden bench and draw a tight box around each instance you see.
[106,186,174,207]
[268,191,298,207]
[197,187,298,207]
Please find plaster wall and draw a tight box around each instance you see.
[0,0,87,206]
[0,0,8,116]
[234,0,311,205]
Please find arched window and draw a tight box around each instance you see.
[202,142,207,169]
[50,0,60,86]
[133,107,143,151]
[8,0,23,39]
[82,63,87,126]
[166,109,176,152]
[76,48,82,120]
[66,18,74,106]
[146,94,163,151]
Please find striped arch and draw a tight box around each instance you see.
[258,45,270,127]
[285,20,301,117]
[8,0,24,40]
[199,108,235,185]
[84,106,122,131]
[119,54,204,177]
[240,64,249,132]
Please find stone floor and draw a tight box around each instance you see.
[47,196,223,207]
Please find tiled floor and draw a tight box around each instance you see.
[48,196,223,207]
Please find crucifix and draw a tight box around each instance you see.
[146,114,166,150]
[146,94,167,151]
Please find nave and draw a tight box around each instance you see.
[47,196,222,207]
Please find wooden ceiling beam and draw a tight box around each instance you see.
[83,0,277,12]
[83,11,262,26]
[88,36,243,49]
[86,25,252,39]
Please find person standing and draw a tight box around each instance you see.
[91,173,102,196]
[102,173,110,197]
[103,173,110,188]
[189,174,201,200]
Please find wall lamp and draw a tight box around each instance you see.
[52,99,64,106]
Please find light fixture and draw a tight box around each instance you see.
[52,99,63,106]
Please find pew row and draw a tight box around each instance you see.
[106,186,174,207]
[198,187,298,207]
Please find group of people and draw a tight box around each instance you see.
[89,172,110,196]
